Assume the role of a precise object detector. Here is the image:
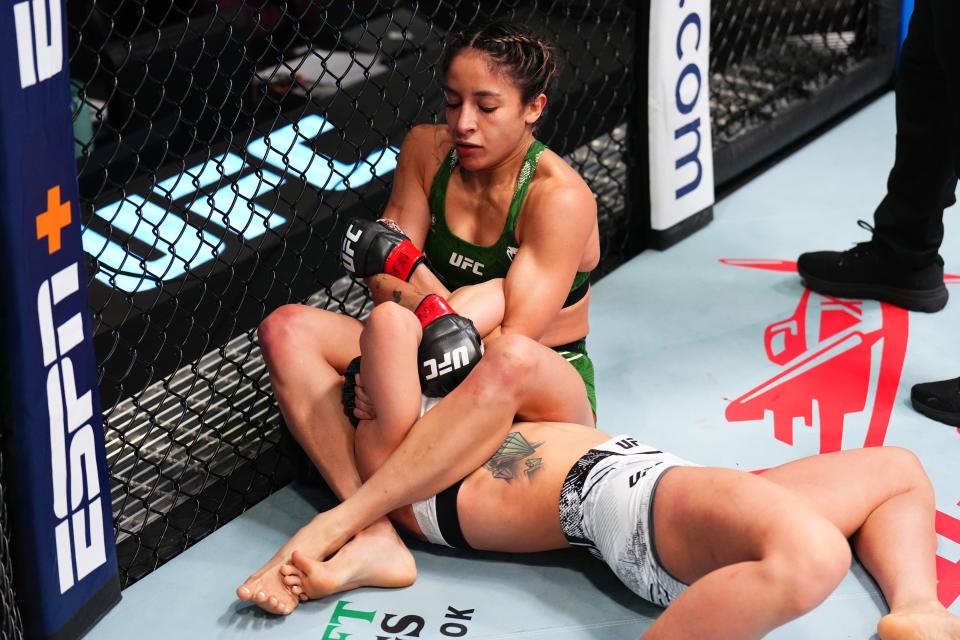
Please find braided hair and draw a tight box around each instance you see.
[440,21,560,123]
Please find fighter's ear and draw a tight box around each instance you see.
[524,93,547,126]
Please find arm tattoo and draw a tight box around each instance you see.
[392,289,402,303]
[483,432,544,483]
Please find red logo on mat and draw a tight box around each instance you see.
[722,260,960,609]
[936,508,960,609]
[720,259,909,453]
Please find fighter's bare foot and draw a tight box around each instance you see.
[236,545,299,616]
[235,512,350,615]
[236,516,406,614]
[280,524,416,600]
[878,601,960,640]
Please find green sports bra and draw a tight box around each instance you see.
[423,140,591,302]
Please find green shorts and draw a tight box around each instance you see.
[552,339,596,415]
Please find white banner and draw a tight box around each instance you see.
[648,0,715,231]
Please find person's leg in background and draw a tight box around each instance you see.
[873,0,957,275]
[797,0,955,312]
[908,0,960,426]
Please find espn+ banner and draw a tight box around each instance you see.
[0,0,120,638]
[648,0,715,238]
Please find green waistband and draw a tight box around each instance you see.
[552,338,587,354]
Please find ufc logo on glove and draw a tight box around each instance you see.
[341,223,363,273]
[422,346,472,381]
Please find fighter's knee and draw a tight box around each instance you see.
[767,522,851,616]
[366,301,418,336]
[463,335,538,400]
[878,445,926,476]
[879,446,934,497]
[258,304,309,358]
[485,334,539,365]
[479,334,539,378]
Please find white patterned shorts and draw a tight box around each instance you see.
[558,435,698,607]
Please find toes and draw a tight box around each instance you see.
[290,549,314,573]
[283,574,301,587]
[266,594,294,616]
[291,585,303,596]
[236,585,253,601]
[279,594,297,615]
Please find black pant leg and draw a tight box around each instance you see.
[872,0,959,268]
[931,0,960,180]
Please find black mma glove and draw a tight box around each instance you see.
[415,294,484,397]
[340,218,425,281]
[340,356,362,427]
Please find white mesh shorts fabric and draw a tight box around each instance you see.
[410,490,452,548]
[560,435,697,607]
[410,394,449,546]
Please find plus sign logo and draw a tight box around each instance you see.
[36,186,71,254]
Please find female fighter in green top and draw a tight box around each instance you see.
[354,20,600,407]
[255,20,600,592]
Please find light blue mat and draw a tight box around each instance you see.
[89,92,960,639]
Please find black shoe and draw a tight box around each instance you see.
[911,377,960,426]
[797,222,948,312]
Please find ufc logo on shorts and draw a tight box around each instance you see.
[422,346,470,380]
[449,252,484,276]
[628,469,646,488]
[14,0,63,89]
[39,263,107,593]
[629,462,663,488]
[616,437,640,449]
[341,223,363,273]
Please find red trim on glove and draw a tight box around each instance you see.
[384,240,424,281]
[415,294,455,327]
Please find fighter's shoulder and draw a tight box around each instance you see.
[532,149,593,197]
[401,124,453,172]
[526,149,597,222]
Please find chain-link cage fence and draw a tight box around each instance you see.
[0,429,25,640]
[56,0,900,592]
[67,1,637,586]
[710,0,898,185]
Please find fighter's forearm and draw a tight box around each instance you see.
[367,274,430,311]
[366,264,452,308]
[409,262,452,298]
